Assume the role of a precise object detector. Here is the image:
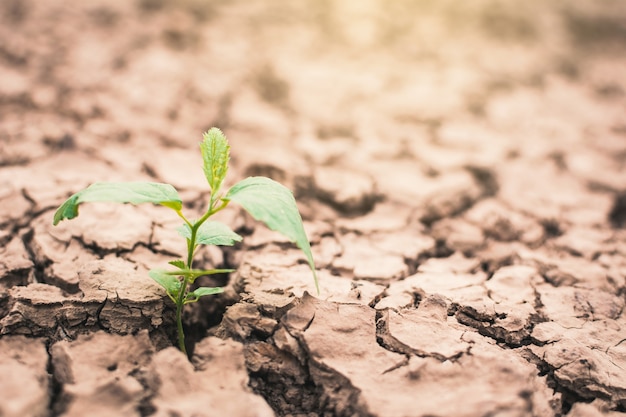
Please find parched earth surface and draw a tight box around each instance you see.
[1,1,626,416]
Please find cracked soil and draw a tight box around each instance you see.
[1,0,626,416]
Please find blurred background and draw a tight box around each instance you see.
[1,0,625,218]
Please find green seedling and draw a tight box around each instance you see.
[53,128,318,356]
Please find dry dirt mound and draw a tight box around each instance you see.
[1,1,626,416]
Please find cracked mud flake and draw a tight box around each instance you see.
[1,257,169,336]
[217,302,280,340]
[482,267,541,338]
[234,245,319,299]
[373,255,485,310]
[530,327,626,406]
[28,218,98,292]
[386,265,488,309]
[498,161,614,226]
[1,283,69,335]
[0,336,48,417]
[1,153,137,213]
[535,285,623,328]
[310,235,342,269]
[332,232,410,282]
[149,337,274,417]
[282,294,557,417]
[0,183,32,227]
[310,165,380,215]
[568,402,626,417]
[417,171,487,225]
[43,241,97,293]
[233,244,385,311]
[431,217,485,255]
[377,262,543,346]
[242,223,294,249]
[369,229,436,261]
[485,265,539,305]
[335,201,414,233]
[358,159,431,207]
[51,331,154,417]
[49,330,274,417]
[464,198,545,245]
[418,252,482,274]
[521,248,617,291]
[49,204,154,252]
[78,257,169,331]
[0,236,34,289]
[551,226,613,259]
[378,295,469,360]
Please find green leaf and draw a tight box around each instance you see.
[185,286,224,303]
[53,182,182,225]
[224,176,319,293]
[200,128,230,195]
[168,260,186,269]
[177,221,242,246]
[149,269,181,296]
[191,287,224,297]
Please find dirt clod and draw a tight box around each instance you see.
[0,336,49,417]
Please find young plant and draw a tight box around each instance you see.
[53,128,318,356]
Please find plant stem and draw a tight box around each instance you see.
[176,222,197,356]
[173,199,230,356]
[175,280,188,355]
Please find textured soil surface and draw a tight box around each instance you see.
[1,1,626,416]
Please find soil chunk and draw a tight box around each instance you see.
[0,336,49,417]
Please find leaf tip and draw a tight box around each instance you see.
[52,212,62,226]
[52,196,79,226]
[202,127,226,141]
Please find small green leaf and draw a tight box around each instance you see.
[185,286,224,303]
[177,221,242,246]
[224,176,319,293]
[168,260,186,269]
[200,128,230,195]
[53,182,182,225]
[149,269,181,296]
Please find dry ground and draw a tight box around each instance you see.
[1,1,626,416]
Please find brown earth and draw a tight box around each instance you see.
[1,0,626,416]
